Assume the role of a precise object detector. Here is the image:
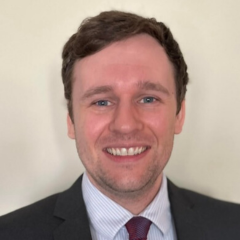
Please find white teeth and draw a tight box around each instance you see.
[128,147,134,156]
[134,147,139,155]
[112,148,116,155]
[121,148,127,156]
[116,148,121,155]
[106,147,147,156]
[138,147,142,154]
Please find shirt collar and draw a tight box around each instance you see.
[139,174,172,235]
[82,172,172,239]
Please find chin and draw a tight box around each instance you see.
[102,173,157,195]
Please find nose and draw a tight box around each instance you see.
[109,101,143,134]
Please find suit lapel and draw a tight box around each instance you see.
[53,219,92,240]
[53,175,92,240]
[168,179,209,240]
[52,175,209,240]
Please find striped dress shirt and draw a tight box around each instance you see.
[82,173,177,240]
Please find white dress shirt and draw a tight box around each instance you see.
[82,173,177,240]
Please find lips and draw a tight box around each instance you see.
[106,146,148,156]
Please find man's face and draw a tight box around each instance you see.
[67,34,185,198]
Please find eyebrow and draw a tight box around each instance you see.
[137,81,170,95]
[81,85,113,100]
[81,80,170,101]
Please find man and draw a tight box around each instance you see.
[0,10,240,240]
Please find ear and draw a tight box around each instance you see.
[67,114,75,139]
[174,100,186,134]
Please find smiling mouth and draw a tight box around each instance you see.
[105,147,149,156]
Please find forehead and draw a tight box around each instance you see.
[73,34,175,93]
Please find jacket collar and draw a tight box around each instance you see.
[53,175,92,240]
[167,179,209,240]
[52,175,209,240]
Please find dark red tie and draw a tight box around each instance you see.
[125,216,152,240]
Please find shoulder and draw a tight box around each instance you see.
[168,179,240,239]
[0,194,62,240]
[168,178,240,210]
[0,176,87,240]
[177,184,240,216]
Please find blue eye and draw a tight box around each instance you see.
[95,100,111,106]
[140,97,156,103]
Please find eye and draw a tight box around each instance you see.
[95,100,112,106]
[139,97,157,104]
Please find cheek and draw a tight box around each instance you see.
[143,111,176,136]
[80,112,110,143]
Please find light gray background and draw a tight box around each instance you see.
[0,0,240,216]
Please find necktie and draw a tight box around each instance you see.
[125,216,152,240]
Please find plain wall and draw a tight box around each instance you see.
[0,0,240,216]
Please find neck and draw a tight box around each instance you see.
[88,173,163,215]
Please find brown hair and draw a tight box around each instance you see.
[62,10,189,120]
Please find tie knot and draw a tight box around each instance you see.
[125,216,152,240]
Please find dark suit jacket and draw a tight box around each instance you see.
[0,175,240,240]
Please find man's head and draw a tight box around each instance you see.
[62,11,188,207]
[62,10,188,121]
